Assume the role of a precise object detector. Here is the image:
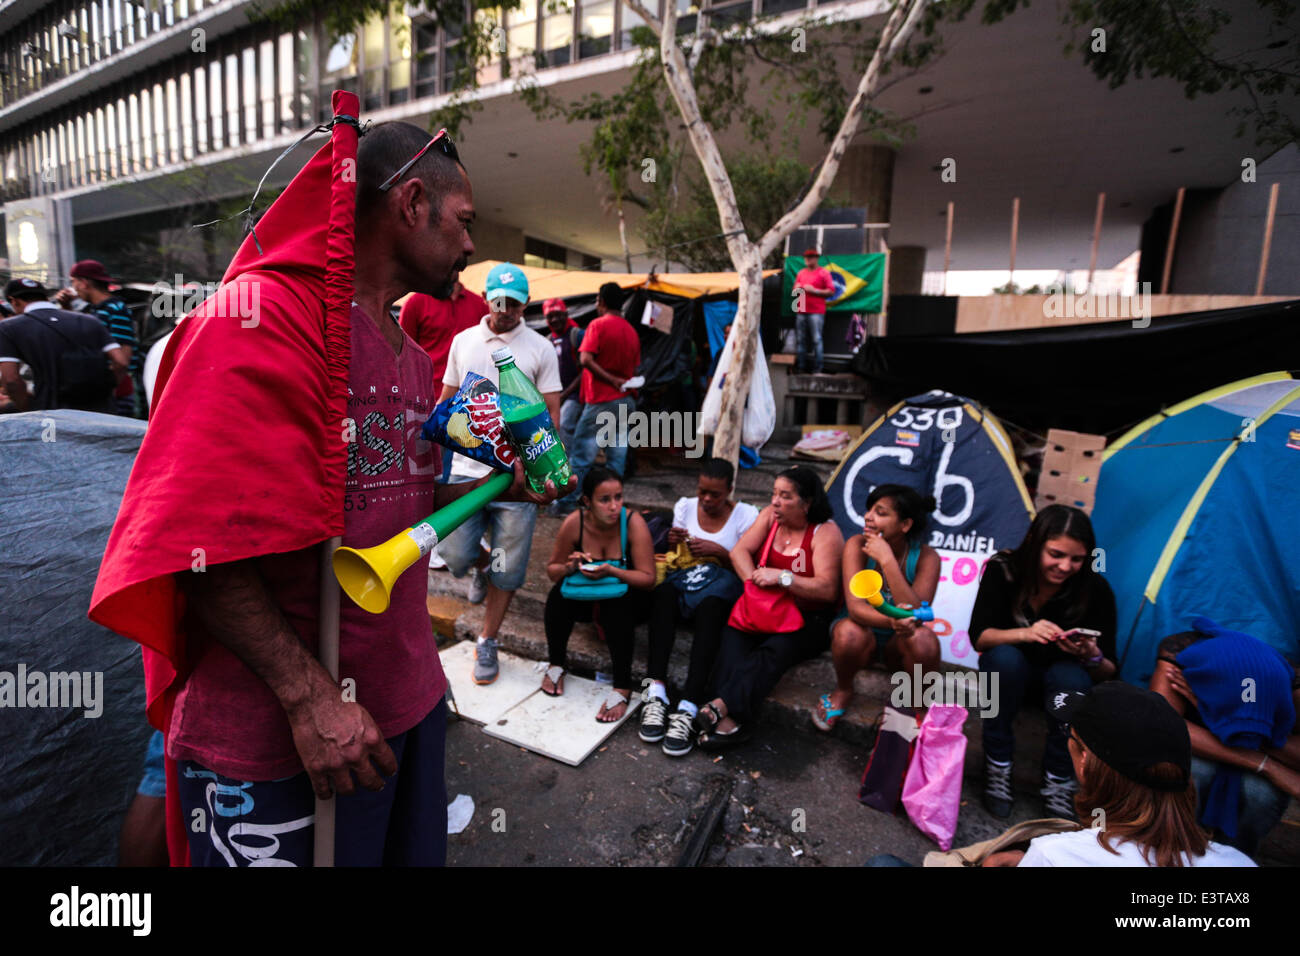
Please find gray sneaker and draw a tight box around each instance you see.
[1041,770,1079,820]
[467,567,488,604]
[472,638,499,685]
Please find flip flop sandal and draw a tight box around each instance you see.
[812,693,846,732]
[692,701,724,737]
[537,663,566,696]
[698,722,752,752]
[596,688,631,723]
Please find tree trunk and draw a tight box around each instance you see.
[621,0,928,472]
[617,202,633,272]
[709,247,764,468]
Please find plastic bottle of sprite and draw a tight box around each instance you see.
[492,346,573,494]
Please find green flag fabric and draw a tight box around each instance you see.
[782,253,885,314]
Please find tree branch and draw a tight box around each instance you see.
[656,0,752,262]
[623,0,664,38]
[758,0,926,260]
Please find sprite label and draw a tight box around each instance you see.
[508,408,559,465]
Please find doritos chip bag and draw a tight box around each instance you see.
[423,372,518,473]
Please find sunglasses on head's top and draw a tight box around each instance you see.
[378,129,461,192]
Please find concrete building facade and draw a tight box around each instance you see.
[1,0,1295,300]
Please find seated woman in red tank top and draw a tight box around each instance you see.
[692,467,845,750]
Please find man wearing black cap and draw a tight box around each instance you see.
[1015,682,1255,866]
[64,260,140,416]
[0,277,128,413]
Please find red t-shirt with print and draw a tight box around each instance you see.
[167,305,447,781]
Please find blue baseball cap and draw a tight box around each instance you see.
[485,262,529,305]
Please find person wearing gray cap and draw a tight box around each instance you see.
[1014,682,1256,867]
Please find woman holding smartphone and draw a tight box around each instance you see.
[543,466,655,722]
[970,504,1116,820]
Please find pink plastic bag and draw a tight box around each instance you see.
[900,705,968,851]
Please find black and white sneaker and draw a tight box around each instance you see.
[1041,770,1079,821]
[638,690,668,743]
[662,709,696,757]
[983,757,1014,819]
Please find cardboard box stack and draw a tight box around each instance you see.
[1036,428,1106,514]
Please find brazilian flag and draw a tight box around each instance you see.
[782,253,885,314]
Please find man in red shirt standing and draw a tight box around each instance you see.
[554,282,640,515]
[793,247,834,373]
[399,274,487,388]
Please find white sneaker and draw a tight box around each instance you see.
[467,567,488,604]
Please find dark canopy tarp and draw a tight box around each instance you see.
[852,299,1300,435]
[0,410,152,865]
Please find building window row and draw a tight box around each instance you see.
[0,0,206,106]
[3,0,823,108]
[526,235,601,269]
[1,0,820,197]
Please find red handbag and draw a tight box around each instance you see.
[727,521,805,634]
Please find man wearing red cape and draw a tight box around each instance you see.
[90,92,564,866]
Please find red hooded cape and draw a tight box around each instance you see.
[89,91,361,865]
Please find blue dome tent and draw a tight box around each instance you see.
[1092,372,1300,683]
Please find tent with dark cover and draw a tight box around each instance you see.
[0,410,153,865]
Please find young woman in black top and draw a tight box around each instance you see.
[970,505,1116,820]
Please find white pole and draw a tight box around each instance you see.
[314,535,342,867]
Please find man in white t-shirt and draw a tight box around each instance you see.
[1016,683,1255,867]
[439,263,562,685]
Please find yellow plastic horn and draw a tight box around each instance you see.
[333,471,513,614]
[333,530,424,614]
[849,568,885,606]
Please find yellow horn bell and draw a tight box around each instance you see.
[332,470,514,615]
[849,569,885,607]
[333,529,425,615]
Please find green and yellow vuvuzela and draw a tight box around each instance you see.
[333,470,513,614]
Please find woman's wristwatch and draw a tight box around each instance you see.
[1084,652,1105,667]
[779,570,794,588]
